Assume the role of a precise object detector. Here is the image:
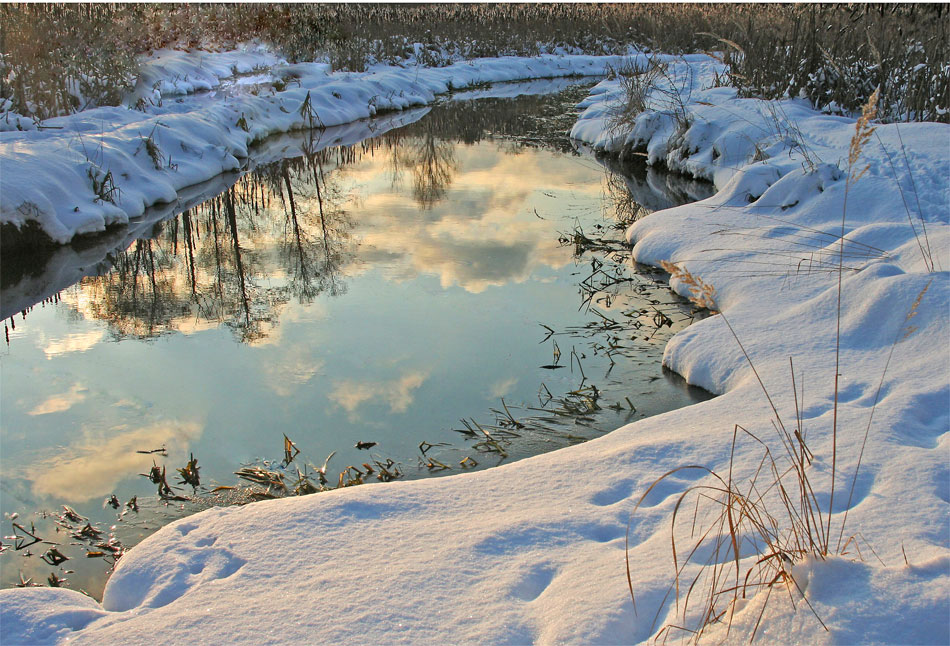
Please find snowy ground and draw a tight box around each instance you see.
[0,46,635,245]
[2,51,948,645]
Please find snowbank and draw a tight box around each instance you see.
[0,107,429,321]
[1,49,631,246]
[2,54,948,645]
[130,44,289,104]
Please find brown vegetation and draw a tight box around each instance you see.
[1,4,947,122]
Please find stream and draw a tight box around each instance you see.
[0,78,715,598]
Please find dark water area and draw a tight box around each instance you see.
[0,79,714,598]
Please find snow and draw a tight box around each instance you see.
[2,51,949,645]
[1,48,631,245]
[130,44,289,104]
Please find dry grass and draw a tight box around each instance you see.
[608,58,669,131]
[627,89,933,642]
[2,5,946,122]
[633,262,929,642]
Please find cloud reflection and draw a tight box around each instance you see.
[351,146,599,293]
[26,420,203,502]
[264,352,325,397]
[43,330,104,358]
[489,377,518,399]
[328,371,428,415]
[28,384,87,416]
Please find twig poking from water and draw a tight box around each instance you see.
[235,466,287,492]
[135,447,168,456]
[317,451,336,485]
[374,458,402,482]
[570,347,587,381]
[176,453,201,492]
[41,547,69,566]
[283,434,301,465]
[11,523,42,551]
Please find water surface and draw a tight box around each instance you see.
[0,80,714,597]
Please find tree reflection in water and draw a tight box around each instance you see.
[23,83,646,344]
[84,238,182,339]
[276,139,353,300]
[389,131,459,210]
[82,140,359,343]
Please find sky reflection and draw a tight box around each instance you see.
[20,420,203,503]
[1,84,717,598]
[1,85,710,527]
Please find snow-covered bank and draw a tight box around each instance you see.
[130,45,289,104]
[2,54,948,646]
[0,106,429,321]
[1,49,636,247]
[582,59,950,641]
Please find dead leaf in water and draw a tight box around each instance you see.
[41,547,69,566]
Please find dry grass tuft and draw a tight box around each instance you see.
[659,261,717,311]
[608,57,669,132]
[627,88,932,642]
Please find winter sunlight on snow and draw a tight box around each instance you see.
[1,6,946,643]
[1,85,711,598]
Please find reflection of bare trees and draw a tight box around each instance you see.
[602,167,649,229]
[272,148,352,300]
[48,89,613,343]
[379,89,600,210]
[383,87,589,153]
[389,133,458,210]
[84,239,185,339]
[410,134,457,209]
[596,155,716,215]
[76,144,356,343]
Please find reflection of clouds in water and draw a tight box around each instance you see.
[28,384,88,416]
[489,377,518,399]
[26,420,203,502]
[174,317,221,337]
[346,144,602,293]
[358,210,565,293]
[247,300,330,348]
[329,371,428,416]
[42,330,104,358]
[264,350,324,397]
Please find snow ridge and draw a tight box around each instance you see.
[1,50,631,245]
